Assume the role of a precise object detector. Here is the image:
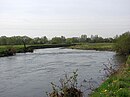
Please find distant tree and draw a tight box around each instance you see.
[9,36,23,45]
[41,36,48,44]
[50,36,66,44]
[71,37,80,43]
[114,31,130,55]
[0,36,7,45]
[89,36,103,43]
[51,37,62,44]
[66,37,80,44]
[94,37,104,43]
[61,36,66,43]
[33,37,42,44]
[22,36,28,50]
[113,35,119,43]
[103,38,114,43]
[80,35,87,42]
[66,38,73,44]
[0,34,115,45]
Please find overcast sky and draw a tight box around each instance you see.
[0,0,130,38]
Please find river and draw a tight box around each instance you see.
[0,48,125,97]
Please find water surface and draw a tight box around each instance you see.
[0,48,124,97]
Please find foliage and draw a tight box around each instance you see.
[48,70,83,97]
[126,55,130,65]
[0,44,74,57]
[66,37,80,44]
[0,36,47,45]
[80,35,87,42]
[0,46,16,57]
[33,36,48,44]
[90,63,130,97]
[51,36,66,44]
[69,43,114,51]
[114,32,130,55]
[0,34,115,46]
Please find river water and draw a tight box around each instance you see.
[0,48,125,97]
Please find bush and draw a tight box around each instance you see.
[48,70,83,97]
[126,56,130,65]
[114,32,130,55]
[0,46,16,57]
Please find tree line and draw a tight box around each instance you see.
[0,35,115,45]
[0,31,130,55]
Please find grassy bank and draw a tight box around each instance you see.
[69,43,114,51]
[0,45,28,57]
[126,55,130,64]
[0,44,75,57]
[90,56,130,97]
[0,43,113,57]
[27,44,75,49]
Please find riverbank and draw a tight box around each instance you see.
[69,43,114,51]
[0,45,24,57]
[0,44,75,57]
[0,48,116,97]
[0,43,114,57]
[90,56,130,97]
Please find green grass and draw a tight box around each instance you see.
[0,44,74,57]
[0,45,31,57]
[0,46,6,52]
[0,45,30,52]
[90,57,130,97]
[69,43,114,51]
[126,56,130,64]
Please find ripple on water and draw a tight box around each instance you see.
[0,48,122,97]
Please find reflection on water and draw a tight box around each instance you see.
[0,48,125,97]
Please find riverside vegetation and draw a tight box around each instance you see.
[48,56,130,97]
[0,32,130,97]
[69,43,113,51]
[0,45,32,57]
[0,44,75,57]
[48,32,130,97]
[47,70,83,97]
[0,43,113,57]
[0,34,114,57]
[90,57,130,97]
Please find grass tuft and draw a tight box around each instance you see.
[90,62,130,97]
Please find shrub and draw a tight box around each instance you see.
[114,32,130,55]
[48,70,83,97]
[0,46,16,57]
[126,56,130,65]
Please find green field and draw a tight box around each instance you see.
[69,43,114,51]
[0,43,113,54]
[0,45,29,52]
[0,44,75,57]
[0,45,28,57]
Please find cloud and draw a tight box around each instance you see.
[0,0,130,37]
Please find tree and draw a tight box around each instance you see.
[80,35,87,42]
[41,36,48,44]
[114,31,130,55]
[51,37,62,44]
[33,37,42,44]
[66,37,80,44]
[0,36,7,45]
[50,36,66,44]
[61,36,66,43]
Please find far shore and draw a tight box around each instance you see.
[0,44,75,57]
[68,43,114,51]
